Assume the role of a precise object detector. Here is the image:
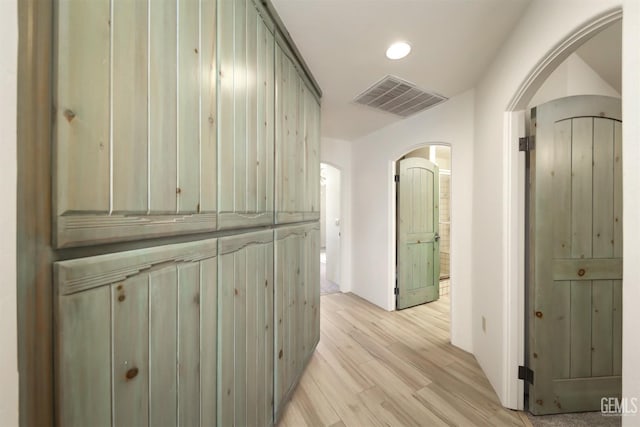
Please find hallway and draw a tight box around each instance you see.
[278,293,530,426]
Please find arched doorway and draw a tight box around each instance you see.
[501,9,623,410]
[320,162,341,295]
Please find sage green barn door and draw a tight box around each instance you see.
[528,95,622,415]
[397,157,440,310]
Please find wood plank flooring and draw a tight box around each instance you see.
[277,293,532,427]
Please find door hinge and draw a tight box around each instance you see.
[394,287,399,295]
[394,174,400,182]
[518,366,534,384]
[519,136,535,152]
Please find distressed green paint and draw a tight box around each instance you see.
[397,158,440,310]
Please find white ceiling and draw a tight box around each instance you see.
[271,0,531,140]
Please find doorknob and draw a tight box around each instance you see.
[434,233,440,242]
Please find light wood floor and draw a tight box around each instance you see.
[277,292,532,427]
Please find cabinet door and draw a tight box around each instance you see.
[305,224,321,353]
[304,88,321,221]
[218,0,275,230]
[54,0,217,248]
[275,42,321,224]
[218,230,274,427]
[54,239,218,427]
[274,223,320,416]
[275,45,304,224]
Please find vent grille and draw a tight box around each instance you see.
[353,75,448,117]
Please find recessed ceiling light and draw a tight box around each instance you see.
[386,42,411,60]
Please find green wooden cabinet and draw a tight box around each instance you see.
[54,0,218,248]
[218,1,276,230]
[274,223,321,418]
[218,230,275,426]
[55,240,218,427]
[275,42,322,224]
[49,0,320,426]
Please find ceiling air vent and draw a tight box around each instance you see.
[353,75,447,117]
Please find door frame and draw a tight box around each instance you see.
[389,143,452,312]
[320,161,343,291]
[502,9,623,410]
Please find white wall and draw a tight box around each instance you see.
[472,0,622,408]
[351,89,475,353]
[528,52,620,108]
[0,0,19,425]
[622,0,640,424]
[320,137,353,292]
[324,164,341,284]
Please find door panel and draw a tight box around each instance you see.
[397,157,440,310]
[54,239,217,427]
[275,42,321,224]
[528,95,622,414]
[304,90,321,218]
[112,0,148,213]
[56,287,111,427]
[218,230,274,427]
[177,0,201,213]
[112,275,149,427]
[54,0,218,248]
[218,0,275,230]
[55,0,111,216]
[148,268,178,427]
[178,264,201,426]
[149,0,178,213]
[274,223,320,418]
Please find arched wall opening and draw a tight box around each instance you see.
[389,143,454,319]
[320,162,342,295]
[350,89,475,352]
[499,8,622,410]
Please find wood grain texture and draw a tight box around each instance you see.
[112,276,149,427]
[218,230,274,427]
[304,91,321,214]
[218,246,236,427]
[265,27,276,220]
[112,0,148,213]
[55,241,218,427]
[18,0,55,423]
[55,238,217,295]
[246,3,259,215]
[149,0,178,213]
[200,0,217,213]
[218,1,274,229]
[200,257,218,426]
[57,287,111,427]
[278,293,528,427]
[217,0,235,217]
[397,158,440,309]
[55,0,222,247]
[33,0,323,426]
[591,118,615,378]
[275,223,320,419]
[149,268,178,427]
[178,264,201,427]
[177,0,201,213]
[530,96,622,414]
[275,43,317,224]
[56,0,110,214]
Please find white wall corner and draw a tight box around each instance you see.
[622,0,640,425]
